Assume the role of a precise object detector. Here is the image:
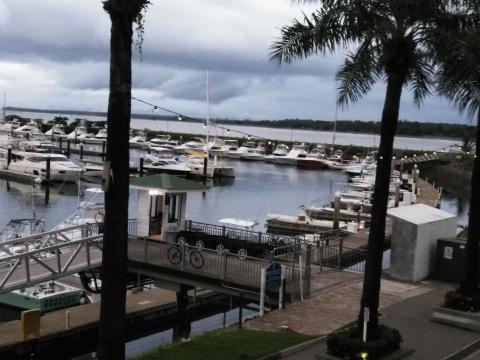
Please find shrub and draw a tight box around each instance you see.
[445,290,480,312]
[326,325,402,359]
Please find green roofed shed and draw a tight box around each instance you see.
[130,174,208,193]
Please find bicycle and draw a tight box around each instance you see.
[167,245,205,269]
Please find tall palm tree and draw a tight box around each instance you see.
[434,6,480,298]
[271,0,448,339]
[98,1,149,359]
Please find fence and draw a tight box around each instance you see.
[187,221,298,246]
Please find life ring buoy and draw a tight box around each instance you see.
[94,210,105,223]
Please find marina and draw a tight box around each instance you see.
[0,116,472,360]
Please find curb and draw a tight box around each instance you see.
[258,336,326,360]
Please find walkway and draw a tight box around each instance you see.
[247,274,480,359]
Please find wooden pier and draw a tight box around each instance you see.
[0,288,234,360]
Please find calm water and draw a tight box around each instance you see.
[0,157,468,232]
[13,111,460,151]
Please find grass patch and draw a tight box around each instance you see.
[132,328,315,360]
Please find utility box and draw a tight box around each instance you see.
[435,238,469,284]
[387,204,457,282]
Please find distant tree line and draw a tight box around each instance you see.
[217,118,476,139]
[5,112,476,140]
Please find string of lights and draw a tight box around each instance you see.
[131,96,270,142]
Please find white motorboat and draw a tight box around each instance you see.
[266,212,347,234]
[218,139,238,157]
[147,134,178,149]
[265,143,289,163]
[0,281,84,313]
[4,150,82,182]
[228,141,256,159]
[240,147,265,161]
[183,154,235,178]
[143,153,191,175]
[184,156,215,177]
[275,143,308,166]
[129,130,147,148]
[0,118,21,133]
[309,145,328,159]
[207,138,225,156]
[13,120,43,136]
[94,127,108,140]
[175,137,207,154]
[45,124,66,138]
[81,125,108,144]
[66,120,94,141]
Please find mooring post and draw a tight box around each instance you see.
[139,157,144,177]
[59,136,63,151]
[333,191,340,229]
[101,140,106,161]
[394,181,400,207]
[80,143,84,160]
[260,267,266,316]
[305,244,312,298]
[65,311,70,330]
[238,292,243,328]
[279,265,285,309]
[66,139,70,158]
[7,147,12,167]
[44,157,51,204]
[299,251,304,301]
[203,157,208,177]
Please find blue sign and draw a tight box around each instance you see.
[266,262,282,289]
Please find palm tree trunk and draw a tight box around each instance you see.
[459,110,480,296]
[357,71,404,340]
[97,5,134,360]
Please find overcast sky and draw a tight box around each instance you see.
[0,0,471,124]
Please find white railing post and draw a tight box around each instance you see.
[65,311,71,330]
[299,251,304,301]
[260,267,266,316]
[279,265,285,310]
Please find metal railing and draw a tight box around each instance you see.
[392,153,439,166]
[186,220,298,246]
[128,237,274,289]
[0,234,103,294]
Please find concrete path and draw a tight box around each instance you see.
[245,271,429,336]
[248,273,480,359]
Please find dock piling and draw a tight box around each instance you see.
[65,311,70,330]
[80,143,84,160]
[139,158,144,177]
[333,192,340,229]
[66,139,70,158]
[238,292,243,328]
[101,140,106,161]
[7,147,11,167]
[259,267,266,316]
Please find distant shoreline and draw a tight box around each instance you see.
[3,106,466,141]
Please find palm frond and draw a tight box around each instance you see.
[406,49,434,106]
[270,1,380,64]
[336,40,381,107]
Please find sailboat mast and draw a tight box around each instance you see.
[2,91,6,123]
[332,101,338,151]
[206,70,210,151]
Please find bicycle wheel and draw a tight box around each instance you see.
[189,250,205,269]
[167,247,182,265]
